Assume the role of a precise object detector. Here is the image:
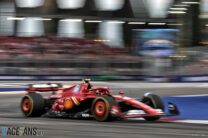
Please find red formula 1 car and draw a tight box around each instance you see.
[20,79,179,122]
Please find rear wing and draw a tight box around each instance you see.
[26,83,63,92]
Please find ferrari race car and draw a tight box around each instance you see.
[20,79,179,122]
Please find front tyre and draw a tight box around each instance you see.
[21,93,45,117]
[91,95,117,122]
[142,93,164,121]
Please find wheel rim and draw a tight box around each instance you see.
[94,101,106,117]
[22,98,31,113]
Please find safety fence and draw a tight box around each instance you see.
[0,74,207,82]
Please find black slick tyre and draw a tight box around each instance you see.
[21,93,45,117]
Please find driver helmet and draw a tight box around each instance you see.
[83,78,92,89]
[83,78,91,83]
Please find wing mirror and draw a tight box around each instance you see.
[119,91,125,95]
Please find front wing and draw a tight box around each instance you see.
[119,102,180,119]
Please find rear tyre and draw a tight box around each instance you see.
[91,95,118,122]
[142,93,164,121]
[21,93,45,117]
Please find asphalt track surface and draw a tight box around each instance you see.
[0,81,208,138]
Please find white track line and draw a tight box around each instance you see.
[171,94,208,97]
[0,91,26,95]
[173,120,208,124]
[130,118,208,125]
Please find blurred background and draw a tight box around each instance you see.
[0,0,207,81]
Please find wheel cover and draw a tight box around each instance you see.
[94,101,106,117]
[22,98,31,113]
